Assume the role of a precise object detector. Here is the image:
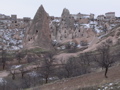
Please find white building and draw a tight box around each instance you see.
[105,12,115,19]
[97,15,105,21]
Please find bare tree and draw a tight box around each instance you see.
[65,57,75,78]
[1,48,7,70]
[10,70,16,80]
[15,51,24,64]
[19,67,27,79]
[57,57,89,79]
[79,52,91,65]
[21,75,31,89]
[94,42,115,78]
[40,52,55,83]
[35,60,41,70]
[26,54,37,63]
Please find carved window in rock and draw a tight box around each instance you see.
[49,34,51,38]
[79,30,80,32]
[81,34,83,36]
[51,30,53,33]
[47,16,49,19]
[59,30,61,33]
[65,35,67,38]
[15,21,17,23]
[28,39,30,41]
[36,30,38,34]
[72,36,74,39]
[60,36,62,40]
[75,34,77,37]
[64,30,66,33]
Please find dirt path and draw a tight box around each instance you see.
[0,71,10,78]
[33,65,120,90]
[88,35,99,48]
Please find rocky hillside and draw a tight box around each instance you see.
[49,8,119,51]
[1,6,120,51]
[1,5,120,90]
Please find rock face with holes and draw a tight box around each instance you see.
[23,5,53,50]
[50,8,93,43]
[61,8,75,29]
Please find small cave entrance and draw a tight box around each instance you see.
[15,21,17,23]
[65,35,67,38]
[28,39,30,41]
[36,30,38,34]
[49,35,51,38]
[64,30,66,33]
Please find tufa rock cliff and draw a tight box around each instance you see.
[23,5,53,50]
[61,8,74,29]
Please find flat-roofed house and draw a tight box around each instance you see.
[105,12,115,19]
[97,15,105,21]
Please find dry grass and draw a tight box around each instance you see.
[29,65,120,90]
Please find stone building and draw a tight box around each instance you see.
[11,15,17,20]
[97,15,105,21]
[23,17,31,23]
[105,12,115,19]
[0,13,31,29]
[0,14,6,19]
[72,13,91,20]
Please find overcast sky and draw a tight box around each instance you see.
[0,0,119,18]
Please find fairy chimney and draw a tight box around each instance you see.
[61,8,74,29]
[23,5,53,50]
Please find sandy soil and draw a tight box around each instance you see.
[0,71,10,78]
[34,65,120,90]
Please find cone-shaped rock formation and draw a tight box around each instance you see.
[23,5,53,50]
[61,8,74,29]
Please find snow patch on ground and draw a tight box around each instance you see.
[11,65,22,69]
[1,28,25,50]
[52,19,60,22]
[0,78,7,84]
[27,71,38,77]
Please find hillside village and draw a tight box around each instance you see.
[0,6,120,51]
[0,5,120,90]
[49,9,120,50]
[0,14,31,50]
